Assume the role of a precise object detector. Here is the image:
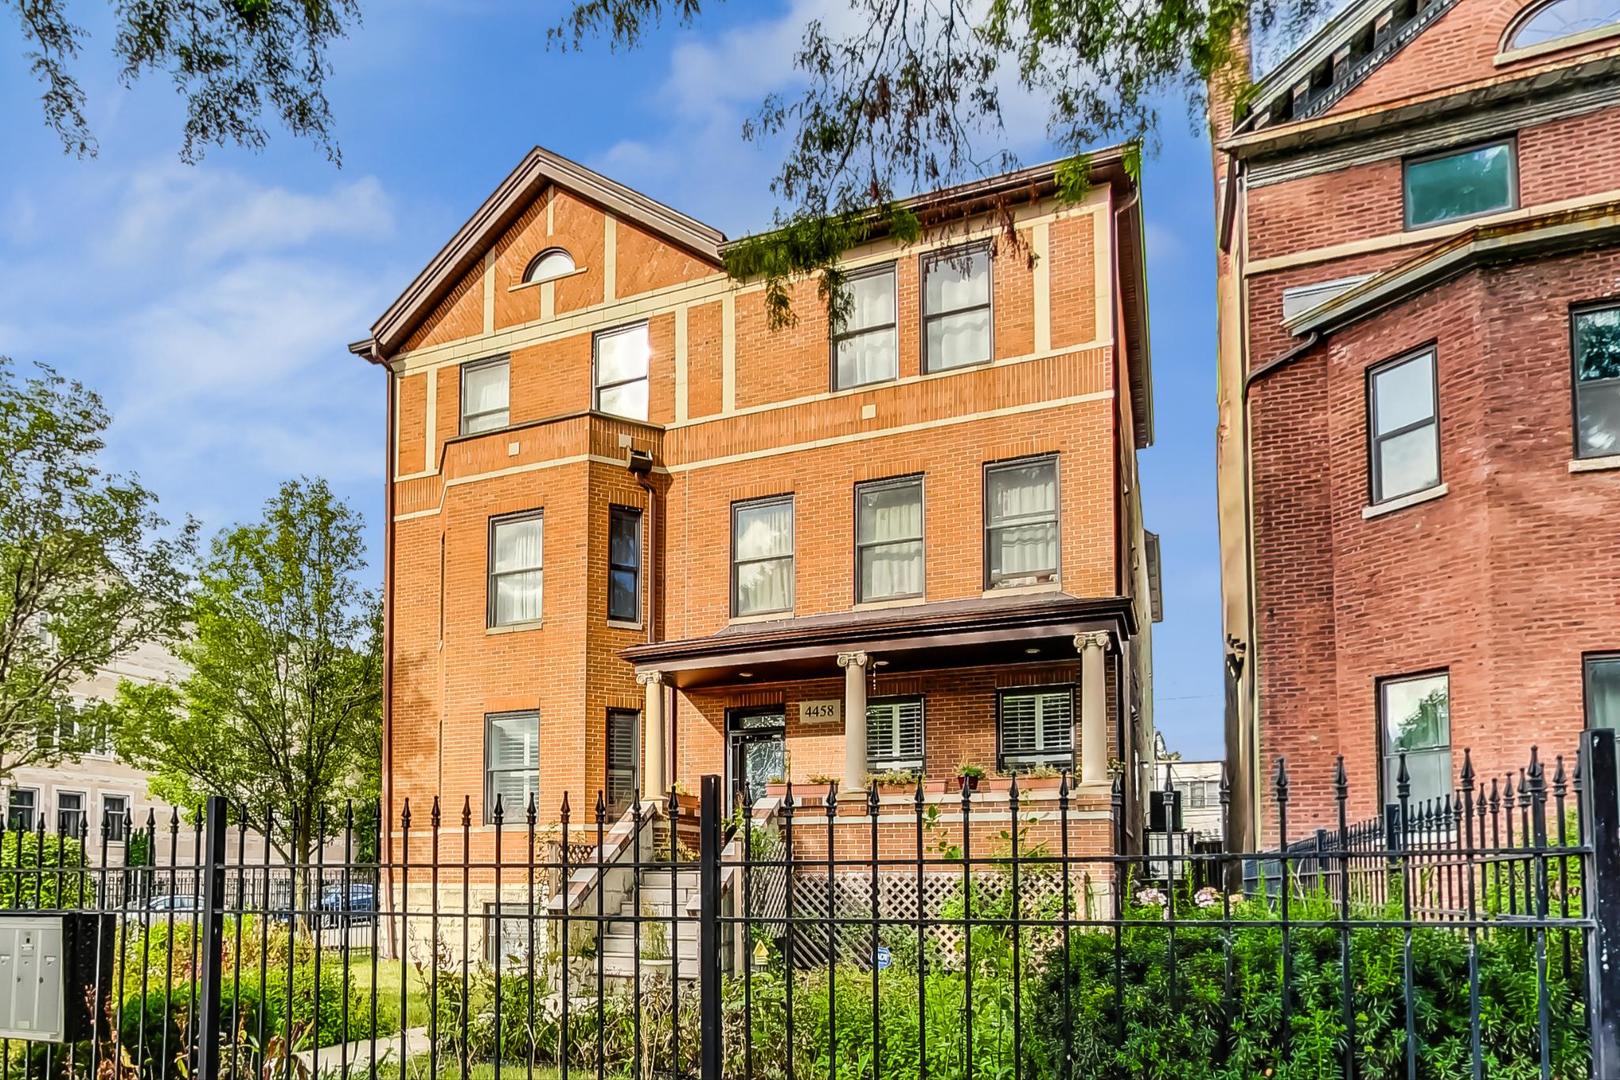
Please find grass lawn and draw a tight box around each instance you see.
[376,1062,562,1080]
[345,952,432,1032]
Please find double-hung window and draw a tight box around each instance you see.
[56,792,85,837]
[1403,140,1517,229]
[485,711,539,823]
[985,457,1059,587]
[461,357,510,434]
[103,794,130,842]
[606,709,639,810]
[867,698,924,773]
[594,323,650,421]
[731,496,794,617]
[922,245,992,371]
[608,506,643,623]
[6,789,36,832]
[832,266,898,389]
[856,477,924,602]
[1368,349,1441,504]
[1574,302,1620,459]
[1379,672,1451,811]
[998,688,1074,770]
[488,512,543,627]
[1586,654,1620,730]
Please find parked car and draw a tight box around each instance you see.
[315,882,376,927]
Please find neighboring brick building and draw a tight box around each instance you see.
[1211,0,1620,843]
[350,145,1160,867]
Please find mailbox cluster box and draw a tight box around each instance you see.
[0,913,115,1042]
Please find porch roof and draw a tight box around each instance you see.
[622,592,1135,689]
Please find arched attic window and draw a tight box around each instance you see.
[524,248,576,284]
[1506,0,1620,50]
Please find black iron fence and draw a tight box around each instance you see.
[3,729,1620,1079]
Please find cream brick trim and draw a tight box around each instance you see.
[1361,482,1447,519]
[507,265,590,291]
[423,368,437,474]
[721,292,736,413]
[394,453,661,521]
[482,250,495,334]
[1497,25,1620,65]
[1032,221,1051,353]
[603,214,617,303]
[1247,188,1620,276]
[1570,454,1620,473]
[1093,201,1113,337]
[540,280,555,321]
[674,304,689,422]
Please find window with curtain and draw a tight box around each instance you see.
[607,709,639,809]
[856,476,924,602]
[985,457,1059,587]
[461,357,510,434]
[1574,303,1620,459]
[1509,0,1620,49]
[1586,655,1620,729]
[56,792,85,837]
[1379,672,1451,810]
[608,506,642,622]
[1369,349,1441,503]
[867,698,924,772]
[922,245,992,371]
[488,512,543,627]
[103,794,129,842]
[732,496,794,616]
[595,323,650,421]
[833,266,898,389]
[998,689,1074,769]
[485,711,539,823]
[1403,141,1516,228]
[7,789,36,832]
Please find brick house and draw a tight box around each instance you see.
[1211,0,1620,844]
[350,145,1159,888]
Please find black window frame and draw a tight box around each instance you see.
[983,454,1061,589]
[730,494,796,618]
[1375,669,1452,811]
[1401,137,1519,231]
[607,505,644,623]
[459,355,511,435]
[523,247,575,284]
[103,794,130,842]
[6,787,37,832]
[1367,346,1442,505]
[854,475,925,604]
[593,321,651,420]
[1584,651,1620,730]
[995,685,1076,772]
[830,262,900,390]
[487,509,544,629]
[56,790,86,837]
[1571,298,1620,460]
[483,709,539,825]
[866,695,925,773]
[606,708,640,811]
[921,242,994,373]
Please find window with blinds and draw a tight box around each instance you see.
[606,708,639,809]
[484,710,539,823]
[997,689,1074,769]
[866,697,924,772]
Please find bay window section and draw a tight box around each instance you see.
[922,245,992,371]
[1369,349,1441,503]
[856,476,924,602]
[1379,672,1451,811]
[833,266,898,388]
[485,710,539,824]
[1574,303,1620,459]
[732,497,795,617]
[595,322,650,421]
[985,457,1059,588]
[488,512,543,627]
[1403,141,1516,228]
[608,506,643,622]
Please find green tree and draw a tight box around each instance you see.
[114,477,381,871]
[0,357,194,782]
[8,0,361,162]
[553,0,1304,318]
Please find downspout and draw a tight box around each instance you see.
[628,450,665,793]
[362,343,396,957]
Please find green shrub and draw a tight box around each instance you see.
[0,832,91,908]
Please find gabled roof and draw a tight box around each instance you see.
[354,146,726,360]
[1236,0,1464,135]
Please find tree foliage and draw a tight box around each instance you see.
[8,0,361,162]
[114,477,381,865]
[0,358,194,781]
[554,0,1314,316]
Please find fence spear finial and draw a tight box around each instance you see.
[399,798,411,830]
[461,795,472,828]
[527,791,537,827]
[1333,755,1348,798]
[1274,756,1290,804]
[492,793,504,827]
[867,779,879,817]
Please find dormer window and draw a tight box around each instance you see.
[1507,0,1620,50]
[524,248,576,284]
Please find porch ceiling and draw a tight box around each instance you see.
[622,592,1135,690]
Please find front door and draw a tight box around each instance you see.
[727,708,786,810]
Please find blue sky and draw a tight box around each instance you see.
[0,1,1225,758]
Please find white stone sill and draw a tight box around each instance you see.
[1362,483,1447,520]
[1570,455,1620,474]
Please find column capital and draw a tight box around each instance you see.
[1073,630,1113,655]
[836,650,871,669]
[635,669,665,687]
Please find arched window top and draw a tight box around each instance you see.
[524,248,576,284]
[1506,0,1620,50]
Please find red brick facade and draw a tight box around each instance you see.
[1215,0,1620,840]
[355,148,1159,860]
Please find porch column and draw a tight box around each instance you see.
[838,651,871,793]
[1074,632,1112,784]
[637,670,667,798]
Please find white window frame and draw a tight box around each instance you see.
[1378,671,1452,812]
[484,710,539,825]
